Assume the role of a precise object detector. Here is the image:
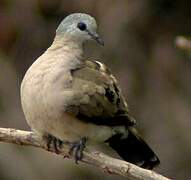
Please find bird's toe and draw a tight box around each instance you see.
[43,133,64,154]
[69,137,87,164]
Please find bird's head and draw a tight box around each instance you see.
[56,13,104,46]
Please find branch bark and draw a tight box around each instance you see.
[0,127,170,180]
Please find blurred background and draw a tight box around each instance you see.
[0,0,191,179]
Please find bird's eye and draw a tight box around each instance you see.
[77,22,87,31]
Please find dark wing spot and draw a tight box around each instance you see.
[116,98,120,106]
[113,84,120,105]
[105,87,115,103]
[114,84,119,94]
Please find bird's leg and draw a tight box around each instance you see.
[43,133,63,154]
[43,134,87,163]
[69,137,87,164]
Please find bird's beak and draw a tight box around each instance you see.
[86,30,104,46]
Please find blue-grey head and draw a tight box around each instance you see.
[56,13,104,46]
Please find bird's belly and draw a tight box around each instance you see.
[44,113,114,142]
[21,71,113,143]
[23,93,113,143]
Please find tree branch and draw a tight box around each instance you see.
[0,127,170,180]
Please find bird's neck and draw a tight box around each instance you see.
[49,35,84,54]
[47,34,85,69]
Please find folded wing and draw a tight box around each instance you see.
[66,60,136,127]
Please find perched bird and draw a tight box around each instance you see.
[20,13,160,169]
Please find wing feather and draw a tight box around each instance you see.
[66,60,136,126]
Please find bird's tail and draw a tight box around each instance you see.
[106,127,160,169]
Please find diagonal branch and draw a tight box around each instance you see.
[0,127,170,180]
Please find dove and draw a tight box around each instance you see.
[21,13,160,169]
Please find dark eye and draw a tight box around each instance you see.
[77,22,87,31]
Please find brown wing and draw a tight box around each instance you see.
[66,60,136,127]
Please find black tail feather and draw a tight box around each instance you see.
[106,127,160,169]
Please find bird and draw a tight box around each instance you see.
[20,13,160,169]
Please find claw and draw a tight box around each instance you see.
[69,137,87,164]
[43,134,87,163]
[43,134,63,154]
